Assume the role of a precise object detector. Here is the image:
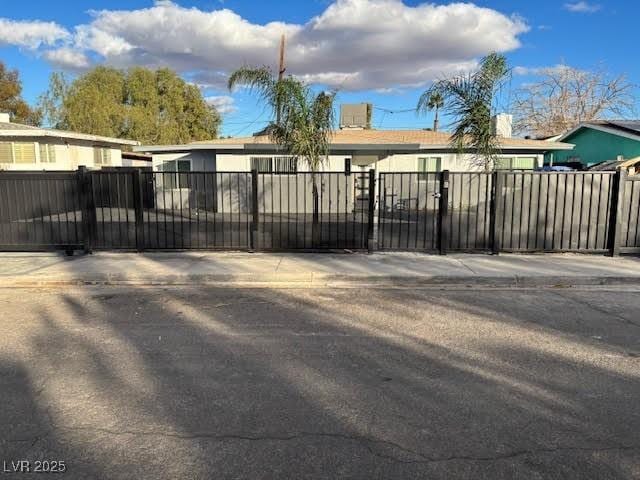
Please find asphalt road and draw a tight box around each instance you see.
[1,286,639,479]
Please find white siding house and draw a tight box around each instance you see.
[0,113,141,171]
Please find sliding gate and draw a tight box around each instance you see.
[83,169,374,251]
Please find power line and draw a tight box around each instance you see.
[373,106,418,114]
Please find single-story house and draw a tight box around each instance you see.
[0,112,143,170]
[135,121,573,175]
[547,120,640,168]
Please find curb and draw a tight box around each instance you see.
[2,274,640,288]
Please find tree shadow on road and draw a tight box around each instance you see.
[1,285,639,479]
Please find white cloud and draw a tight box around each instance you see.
[205,95,236,114]
[42,48,90,70]
[564,1,601,13]
[0,18,69,49]
[8,0,528,91]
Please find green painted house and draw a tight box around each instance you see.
[546,120,640,167]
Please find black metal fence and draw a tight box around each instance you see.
[0,172,83,250]
[0,167,638,255]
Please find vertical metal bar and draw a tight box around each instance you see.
[490,171,502,254]
[193,172,199,249]
[608,169,627,256]
[343,173,348,249]
[438,170,450,255]
[296,173,300,249]
[302,173,306,249]
[29,178,39,244]
[406,173,412,250]
[509,173,516,249]
[277,172,282,248]
[251,169,258,250]
[367,169,376,252]
[212,172,218,247]
[236,173,241,248]
[414,173,420,250]
[53,179,63,245]
[132,169,144,252]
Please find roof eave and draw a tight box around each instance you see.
[0,129,139,146]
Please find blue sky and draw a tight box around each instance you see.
[0,0,636,136]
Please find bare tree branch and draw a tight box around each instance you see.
[512,64,636,137]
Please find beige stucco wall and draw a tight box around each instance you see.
[152,150,543,173]
[0,136,124,171]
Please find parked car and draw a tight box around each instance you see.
[537,165,575,172]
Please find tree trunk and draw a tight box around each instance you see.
[433,108,439,132]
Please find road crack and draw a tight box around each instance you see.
[52,425,640,464]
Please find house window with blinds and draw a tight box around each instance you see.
[250,156,298,174]
[94,147,111,165]
[0,142,36,164]
[495,157,536,170]
[0,142,12,164]
[39,143,56,163]
[418,157,441,181]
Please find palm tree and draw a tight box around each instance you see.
[228,67,335,243]
[417,53,509,169]
[417,91,443,131]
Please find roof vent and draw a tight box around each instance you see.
[0,112,10,123]
[340,103,372,130]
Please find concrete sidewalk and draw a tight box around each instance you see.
[1,251,640,287]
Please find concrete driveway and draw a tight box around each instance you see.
[1,286,639,479]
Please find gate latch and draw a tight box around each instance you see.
[433,193,442,198]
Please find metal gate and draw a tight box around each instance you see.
[0,171,83,251]
[254,171,371,250]
[84,169,374,251]
[378,172,441,251]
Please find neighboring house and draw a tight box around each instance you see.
[135,118,572,175]
[547,120,640,168]
[0,112,141,171]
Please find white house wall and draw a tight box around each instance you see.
[152,151,543,173]
[0,136,124,171]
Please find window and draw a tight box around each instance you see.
[418,157,441,180]
[0,142,11,164]
[250,157,272,173]
[94,147,111,165]
[0,142,36,164]
[273,156,297,174]
[39,143,56,163]
[160,159,191,188]
[250,156,298,174]
[495,157,536,170]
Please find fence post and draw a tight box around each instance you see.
[437,170,450,255]
[490,170,503,254]
[132,168,144,252]
[367,169,376,253]
[77,166,91,253]
[608,169,627,256]
[251,168,259,251]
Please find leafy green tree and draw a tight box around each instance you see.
[418,53,509,169]
[228,66,335,241]
[0,61,41,125]
[38,66,220,144]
